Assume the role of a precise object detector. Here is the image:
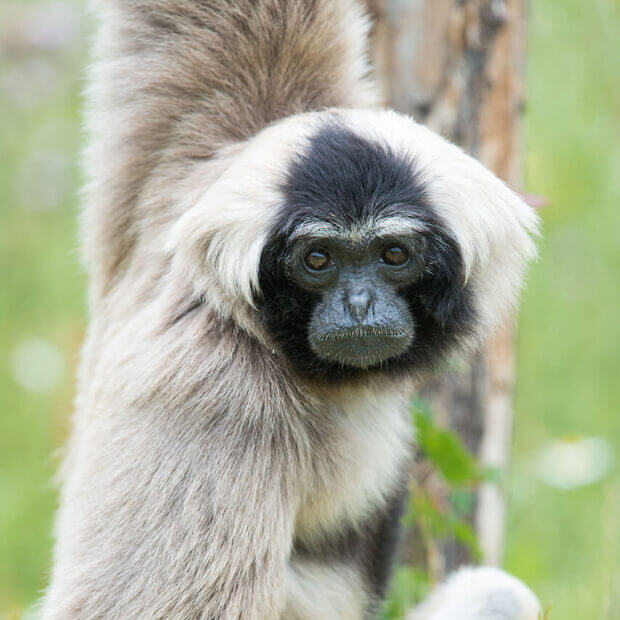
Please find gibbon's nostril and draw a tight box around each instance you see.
[347,289,372,322]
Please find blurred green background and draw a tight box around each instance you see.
[0,0,618,618]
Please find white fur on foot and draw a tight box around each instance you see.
[408,567,542,620]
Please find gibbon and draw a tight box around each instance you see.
[43,1,540,618]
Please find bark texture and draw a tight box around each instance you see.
[365,0,527,577]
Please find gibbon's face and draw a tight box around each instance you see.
[258,122,476,377]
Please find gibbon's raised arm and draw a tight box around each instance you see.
[43,303,305,618]
[84,0,377,297]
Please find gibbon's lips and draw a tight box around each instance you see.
[309,325,413,368]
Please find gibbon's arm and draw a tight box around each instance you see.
[42,294,305,619]
[84,0,377,298]
[43,329,302,619]
[47,434,295,619]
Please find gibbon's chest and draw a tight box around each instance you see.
[294,388,412,543]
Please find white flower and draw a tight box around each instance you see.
[10,338,64,393]
[536,436,615,489]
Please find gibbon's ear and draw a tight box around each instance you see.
[166,117,311,321]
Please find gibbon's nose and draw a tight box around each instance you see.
[346,287,373,323]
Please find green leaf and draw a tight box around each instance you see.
[448,488,475,516]
[381,566,430,619]
[412,410,483,484]
[406,489,482,560]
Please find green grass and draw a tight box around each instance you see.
[0,2,86,610]
[506,1,620,618]
[0,0,618,617]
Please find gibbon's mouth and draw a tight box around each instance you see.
[309,326,413,368]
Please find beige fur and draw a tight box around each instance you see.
[285,560,368,619]
[43,1,539,618]
[293,383,412,545]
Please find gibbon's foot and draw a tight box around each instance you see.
[408,566,541,620]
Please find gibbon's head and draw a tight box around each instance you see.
[169,110,539,378]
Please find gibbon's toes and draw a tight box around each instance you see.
[408,566,542,620]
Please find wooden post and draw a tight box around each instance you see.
[366,0,527,574]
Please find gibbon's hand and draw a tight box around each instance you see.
[409,567,542,620]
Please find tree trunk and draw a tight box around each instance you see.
[365,0,527,577]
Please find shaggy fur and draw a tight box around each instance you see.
[44,1,540,618]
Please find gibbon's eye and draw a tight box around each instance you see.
[380,245,409,267]
[304,249,331,272]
